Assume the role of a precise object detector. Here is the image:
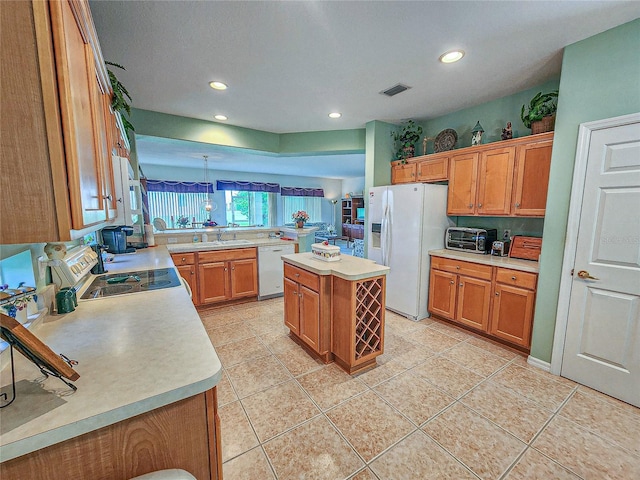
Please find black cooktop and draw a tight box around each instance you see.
[80,268,181,299]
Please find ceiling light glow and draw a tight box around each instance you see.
[328,112,342,119]
[209,81,228,90]
[439,50,465,64]
[214,115,228,121]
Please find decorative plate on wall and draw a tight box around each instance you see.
[434,129,458,152]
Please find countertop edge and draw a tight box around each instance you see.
[429,249,540,273]
[0,371,221,463]
[282,253,390,280]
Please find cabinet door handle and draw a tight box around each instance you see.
[232,267,235,270]
[450,280,454,284]
[468,204,473,208]
[511,276,517,280]
[515,203,521,208]
[478,203,483,208]
[459,283,464,287]
[182,257,187,262]
[299,293,302,298]
[495,292,500,296]
[224,268,228,271]
[456,266,460,270]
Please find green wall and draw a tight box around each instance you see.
[531,18,640,363]
[131,109,366,155]
[420,79,560,152]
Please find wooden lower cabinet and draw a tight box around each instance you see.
[283,264,331,361]
[0,387,222,480]
[429,257,537,350]
[172,253,198,305]
[489,268,537,347]
[172,248,258,306]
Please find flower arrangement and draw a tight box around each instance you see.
[176,215,190,228]
[292,210,310,223]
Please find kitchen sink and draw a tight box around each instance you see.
[202,239,252,246]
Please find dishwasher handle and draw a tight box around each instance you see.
[179,276,192,298]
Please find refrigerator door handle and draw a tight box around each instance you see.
[381,198,392,266]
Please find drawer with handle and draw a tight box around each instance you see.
[171,253,196,266]
[284,263,320,292]
[495,268,537,290]
[430,256,493,280]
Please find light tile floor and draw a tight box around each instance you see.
[199,299,640,480]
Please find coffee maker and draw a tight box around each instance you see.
[90,244,108,274]
[101,226,135,254]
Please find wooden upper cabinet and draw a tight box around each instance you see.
[1,0,117,243]
[477,147,515,215]
[513,139,553,216]
[391,161,416,184]
[416,155,449,182]
[447,153,478,215]
[50,0,108,229]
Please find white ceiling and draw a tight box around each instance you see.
[90,0,640,177]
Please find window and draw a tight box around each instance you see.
[147,190,211,228]
[282,196,322,223]
[225,191,275,226]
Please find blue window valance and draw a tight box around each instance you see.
[216,180,280,193]
[146,180,213,194]
[281,186,325,197]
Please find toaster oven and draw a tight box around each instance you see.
[445,227,498,254]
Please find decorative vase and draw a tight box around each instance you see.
[296,220,305,228]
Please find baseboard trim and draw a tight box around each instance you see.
[527,356,551,372]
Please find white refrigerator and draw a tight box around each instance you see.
[367,183,452,320]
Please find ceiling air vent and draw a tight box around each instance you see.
[380,83,411,97]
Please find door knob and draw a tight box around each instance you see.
[577,270,599,280]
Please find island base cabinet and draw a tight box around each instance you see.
[332,275,386,374]
[283,264,331,362]
[0,388,222,480]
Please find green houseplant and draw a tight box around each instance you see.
[105,61,134,137]
[521,90,558,134]
[391,120,423,162]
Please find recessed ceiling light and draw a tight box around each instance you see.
[439,50,465,64]
[209,81,228,90]
[214,115,228,121]
[328,112,342,119]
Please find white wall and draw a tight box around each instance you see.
[342,177,365,197]
[142,164,343,226]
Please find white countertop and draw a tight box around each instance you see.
[0,247,221,462]
[166,237,296,254]
[429,249,540,273]
[282,253,390,281]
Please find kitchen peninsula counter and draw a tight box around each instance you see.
[0,247,222,478]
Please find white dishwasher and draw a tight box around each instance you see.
[258,243,295,299]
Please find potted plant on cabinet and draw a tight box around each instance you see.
[105,61,135,137]
[521,90,558,134]
[391,120,423,162]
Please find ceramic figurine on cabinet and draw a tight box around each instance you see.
[501,121,513,140]
[471,121,484,146]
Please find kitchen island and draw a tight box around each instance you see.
[0,247,222,479]
[282,253,390,374]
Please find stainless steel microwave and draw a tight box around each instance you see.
[445,227,498,254]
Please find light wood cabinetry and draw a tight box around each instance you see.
[0,0,122,244]
[390,161,416,184]
[416,155,449,182]
[0,388,222,480]
[171,253,198,305]
[512,138,553,216]
[332,275,386,374]
[198,248,258,305]
[428,256,538,350]
[283,263,331,361]
[490,268,537,347]
[391,133,553,218]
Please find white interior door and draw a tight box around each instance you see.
[559,115,640,407]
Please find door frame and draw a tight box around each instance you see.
[550,112,640,375]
